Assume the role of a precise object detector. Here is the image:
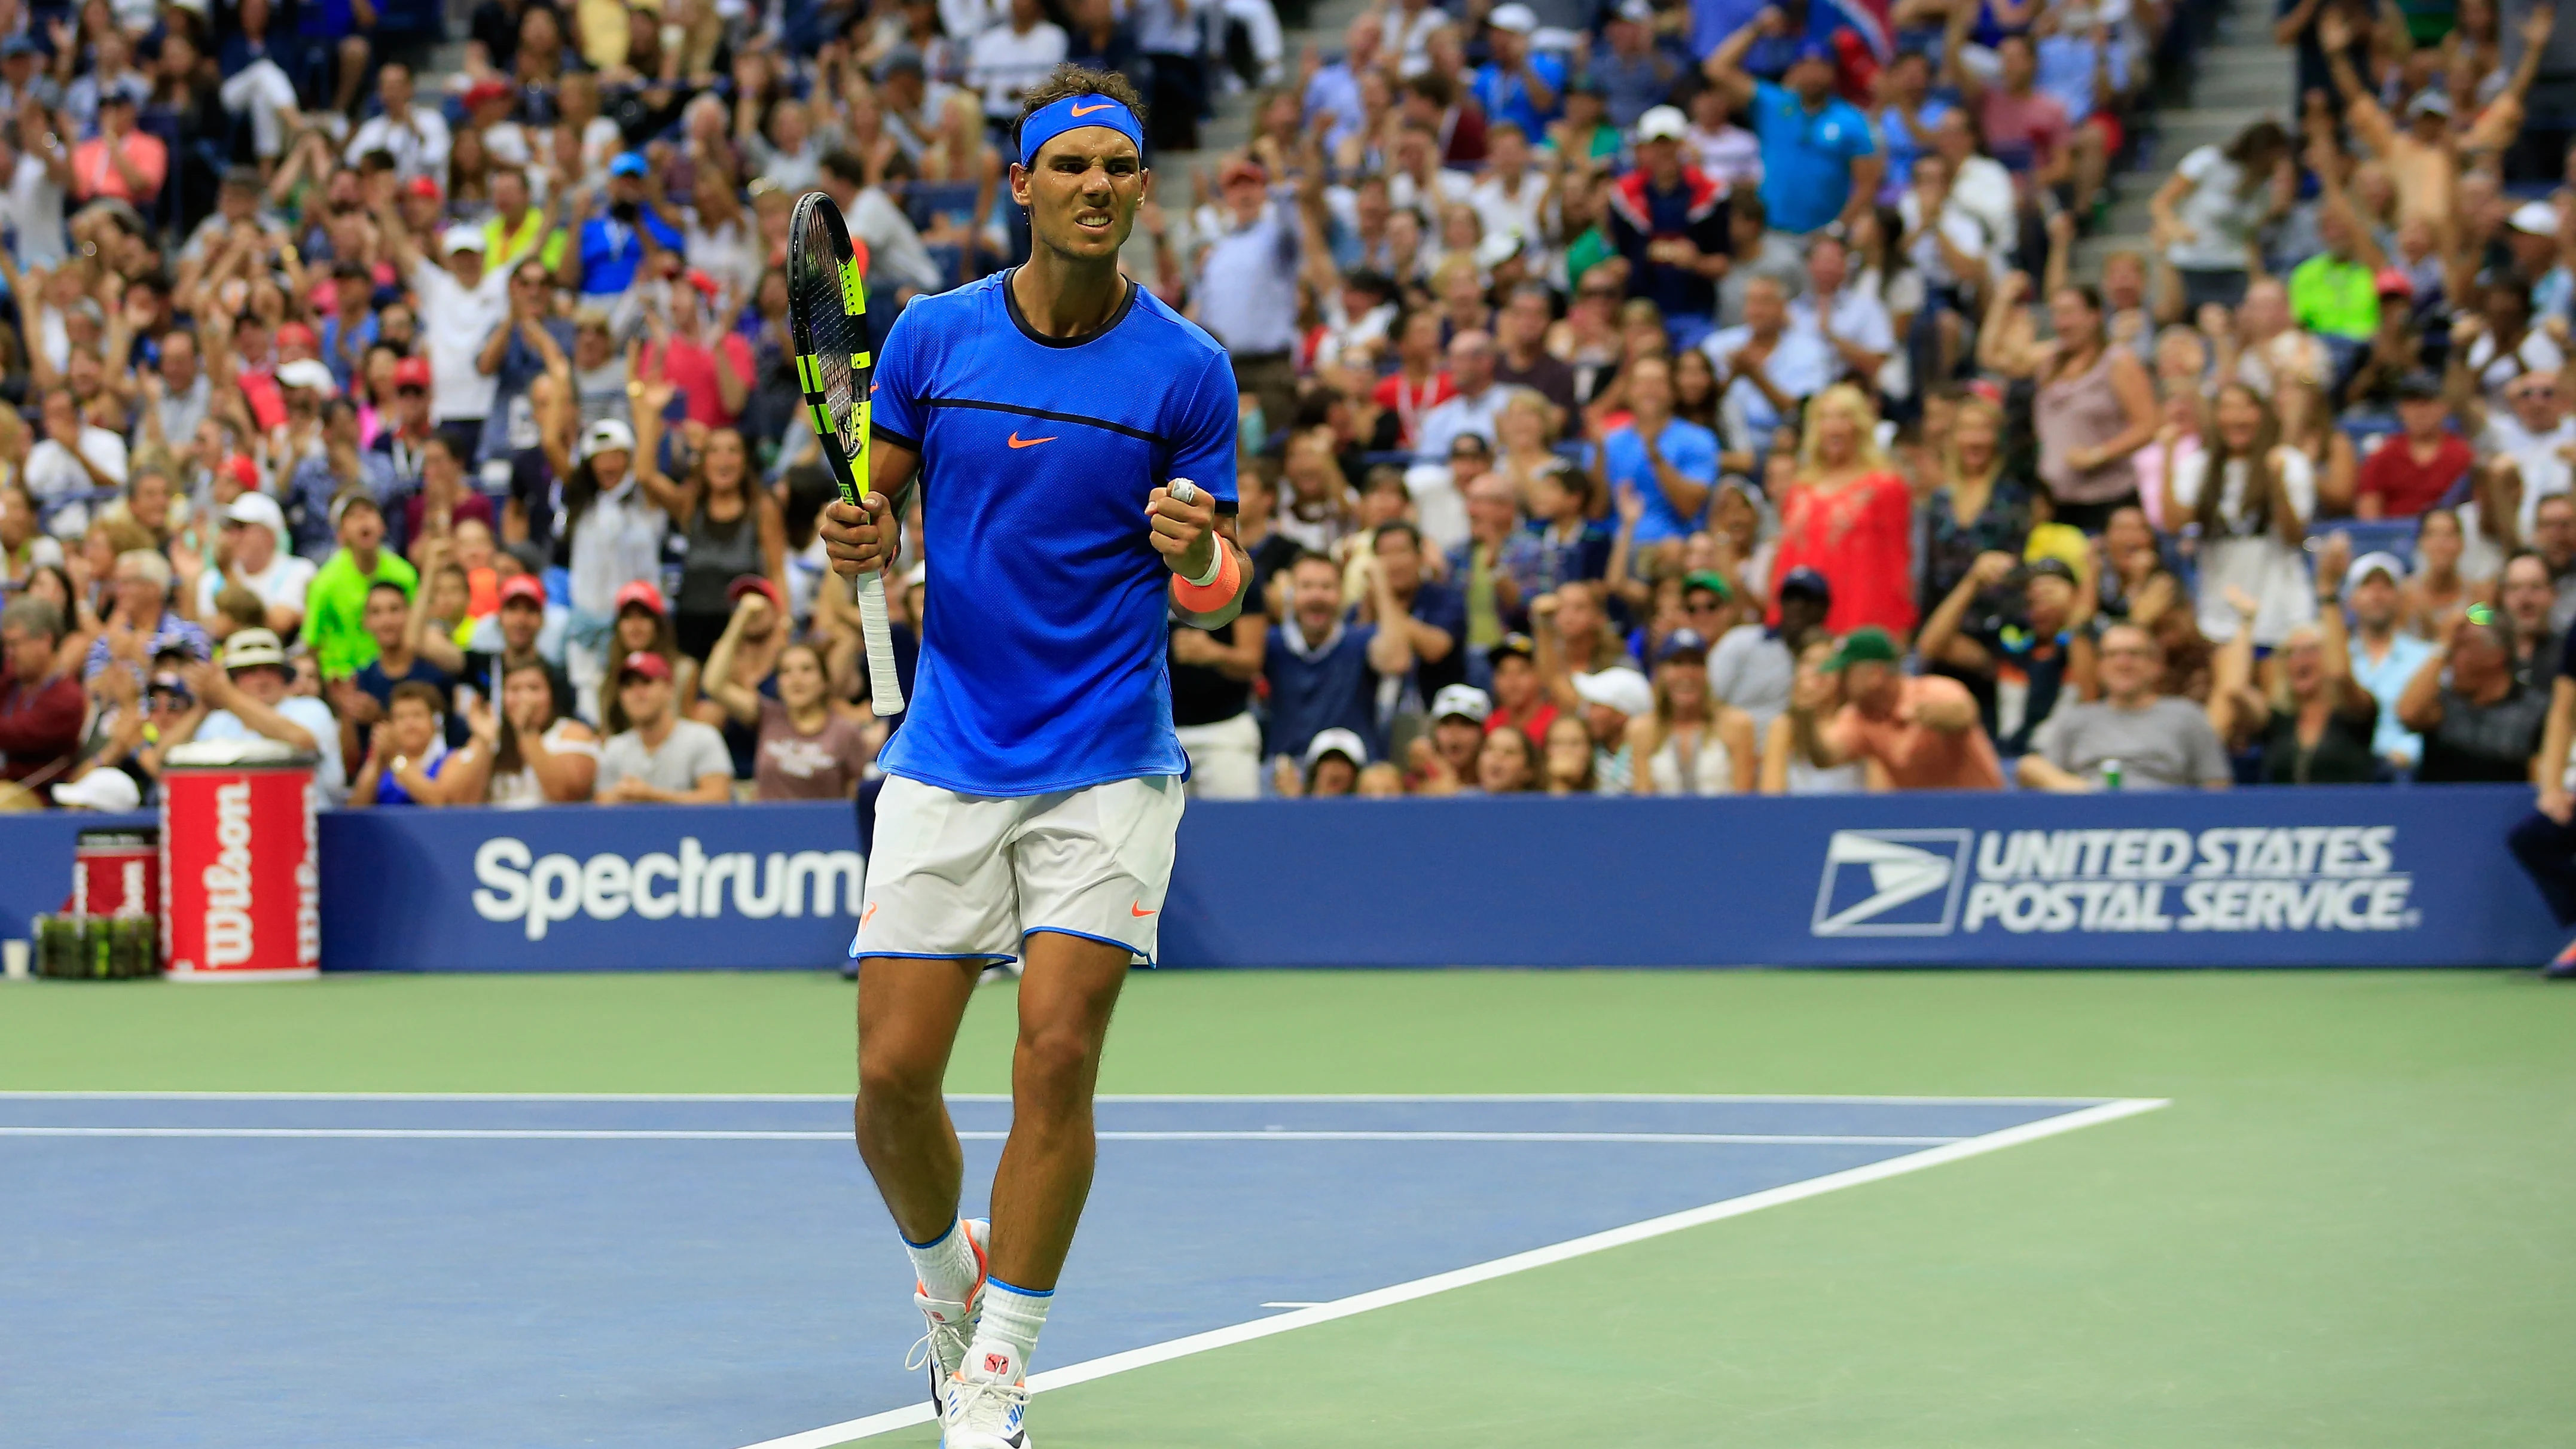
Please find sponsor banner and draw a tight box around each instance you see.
[1162,786,2562,968]
[318,803,865,971]
[0,788,2556,971]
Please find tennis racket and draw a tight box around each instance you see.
[788,193,904,716]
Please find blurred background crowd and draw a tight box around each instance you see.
[1,0,2574,835]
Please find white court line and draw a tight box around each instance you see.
[0,1090,2107,1105]
[0,1127,1962,1146]
[730,1097,2170,1449]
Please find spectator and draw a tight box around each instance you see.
[2342,548,2440,770]
[1265,550,1412,767]
[1787,233,1893,400]
[703,612,866,802]
[1702,13,1879,239]
[1711,564,1830,733]
[2357,372,2476,518]
[70,91,163,204]
[1919,393,2032,618]
[1598,354,1718,555]
[1626,629,1757,795]
[1469,719,1539,794]
[1484,632,1559,742]
[2022,621,2234,790]
[0,597,83,801]
[2003,280,2158,530]
[83,550,207,678]
[163,629,347,799]
[1768,385,1915,636]
[2502,550,2563,688]
[446,657,602,807]
[332,578,454,763]
[1704,274,1832,453]
[1280,725,1368,798]
[2166,383,2318,649]
[1786,625,2005,790]
[1760,633,1871,793]
[1536,711,1597,794]
[594,650,733,804]
[1916,553,2098,757]
[557,411,686,718]
[24,385,129,513]
[1604,105,1729,344]
[1568,661,1651,793]
[350,681,460,806]
[2400,610,2551,782]
[1415,330,1512,463]
[187,493,313,640]
[458,575,576,720]
[1359,520,1467,710]
[384,211,512,456]
[302,494,420,681]
[343,63,453,183]
[1490,282,1577,417]
[1198,155,1327,440]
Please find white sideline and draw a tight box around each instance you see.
[728,1097,2171,1449]
[0,1126,1965,1146]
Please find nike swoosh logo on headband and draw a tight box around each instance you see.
[1069,102,1116,116]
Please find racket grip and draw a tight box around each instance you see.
[857,571,904,716]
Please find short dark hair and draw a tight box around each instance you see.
[366,579,409,606]
[387,679,444,716]
[1289,548,1338,576]
[1010,65,1149,161]
[1374,520,1421,552]
[817,150,867,188]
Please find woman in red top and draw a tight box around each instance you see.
[1769,384,1918,638]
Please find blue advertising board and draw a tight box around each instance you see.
[0,788,2562,971]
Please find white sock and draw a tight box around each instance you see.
[964,1278,1052,1382]
[902,1220,979,1304]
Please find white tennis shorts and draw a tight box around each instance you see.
[852,774,1186,966]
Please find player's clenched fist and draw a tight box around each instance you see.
[1146,479,1216,577]
[821,493,896,578]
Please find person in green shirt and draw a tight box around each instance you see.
[2288,149,2383,344]
[303,493,419,679]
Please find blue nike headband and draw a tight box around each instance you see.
[1018,93,1145,168]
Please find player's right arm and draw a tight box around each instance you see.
[820,437,920,578]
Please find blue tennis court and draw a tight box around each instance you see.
[1,1092,2159,1449]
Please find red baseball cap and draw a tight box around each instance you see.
[683,268,722,298]
[2374,267,2414,299]
[618,650,672,683]
[404,175,442,201]
[614,579,666,617]
[725,574,782,608]
[463,79,512,109]
[276,321,318,351]
[392,356,433,391]
[498,574,546,608]
[223,454,259,490]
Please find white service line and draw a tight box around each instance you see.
[727,1097,2169,1449]
[0,1127,1960,1146]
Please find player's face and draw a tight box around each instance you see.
[1015,131,1147,264]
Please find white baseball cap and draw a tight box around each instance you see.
[2511,201,2560,237]
[1573,666,1653,719]
[275,358,337,395]
[1302,727,1370,770]
[2345,550,2408,597]
[1635,105,1689,143]
[1431,683,1493,723]
[53,767,142,812]
[1488,2,1538,32]
[442,224,488,255]
[581,417,637,459]
[222,491,287,539]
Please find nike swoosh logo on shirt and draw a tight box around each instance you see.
[1007,433,1058,448]
[1070,103,1115,116]
[1130,902,1157,917]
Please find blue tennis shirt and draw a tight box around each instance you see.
[870,270,1240,796]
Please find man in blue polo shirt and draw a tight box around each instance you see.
[560,152,685,298]
[1602,355,1719,546]
[1701,11,1881,237]
[1265,550,1415,766]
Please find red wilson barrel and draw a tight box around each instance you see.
[72,827,159,919]
[161,741,321,982]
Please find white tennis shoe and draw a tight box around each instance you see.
[905,1218,991,1414]
[940,1361,1031,1449]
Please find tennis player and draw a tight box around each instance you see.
[818,66,1250,1449]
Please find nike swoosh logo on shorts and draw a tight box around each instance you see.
[1007,432,1057,448]
[1070,103,1114,115]
[1130,902,1156,917]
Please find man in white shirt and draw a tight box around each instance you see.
[24,386,127,536]
[196,492,316,638]
[1415,330,1513,462]
[380,207,511,448]
[1704,276,1833,454]
[2481,370,2576,544]
[817,151,948,299]
[966,0,1067,127]
[1786,231,1893,385]
[0,96,68,267]
[343,63,453,186]
[1467,122,1554,267]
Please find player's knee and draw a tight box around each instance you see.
[857,1049,947,1112]
[1012,1021,1105,1098]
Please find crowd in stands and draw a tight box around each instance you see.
[4,0,2576,878]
